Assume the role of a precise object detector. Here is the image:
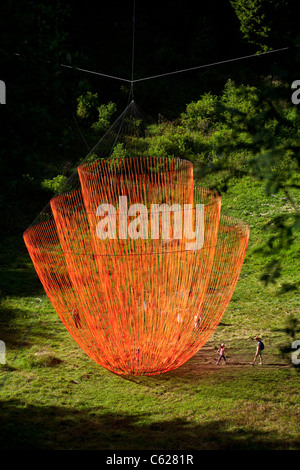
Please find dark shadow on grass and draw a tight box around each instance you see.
[0,266,43,298]
[0,398,298,450]
[0,237,43,298]
[0,303,37,358]
[0,302,58,351]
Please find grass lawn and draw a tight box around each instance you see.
[0,175,299,450]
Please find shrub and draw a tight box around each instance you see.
[41,175,70,195]
[92,102,117,134]
[181,92,219,131]
[76,91,99,120]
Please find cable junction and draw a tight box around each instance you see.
[13,44,299,87]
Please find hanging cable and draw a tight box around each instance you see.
[131,0,136,87]
[12,44,299,87]
[59,62,132,84]
[11,52,132,83]
[58,44,299,85]
[132,45,300,83]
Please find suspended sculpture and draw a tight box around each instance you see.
[23,156,250,375]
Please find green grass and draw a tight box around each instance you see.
[0,175,299,450]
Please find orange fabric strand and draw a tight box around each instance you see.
[23,157,249,375]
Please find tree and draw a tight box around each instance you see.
[197,79,300,289]
[230,0,299,52]
[0,0,75,234]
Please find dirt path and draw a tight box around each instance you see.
[177,348,290,374]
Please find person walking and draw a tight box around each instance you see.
[251,336,264,365]
[216,343,226,365]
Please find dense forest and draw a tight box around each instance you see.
[0,0,299,240]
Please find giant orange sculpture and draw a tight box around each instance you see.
[23,156,249,375]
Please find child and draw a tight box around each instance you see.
[216,343,226,364]
[251,336,264,365]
